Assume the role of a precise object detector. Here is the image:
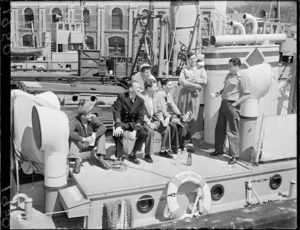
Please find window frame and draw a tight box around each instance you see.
[111,7,123,30]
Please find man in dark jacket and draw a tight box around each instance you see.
[113,80,147,164]
[69,103,109,173]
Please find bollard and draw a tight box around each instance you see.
[288,180,296,198]
[25,197,33,221]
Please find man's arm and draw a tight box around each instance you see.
[91,117,107,138]
[69,120,84,141]
[130,99,145,130]
[112,93,123,128]
[179,69,202,91]
[232,94,250,107]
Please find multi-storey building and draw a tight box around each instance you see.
[11,1,227,70]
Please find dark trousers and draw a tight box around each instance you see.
[176,121,191,148]
[114,127,147,157]
[215,100,240,157]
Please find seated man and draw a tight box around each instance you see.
[158,79,193,152]
[112,80,147,165]
[140,79,173,162]
[69,103,110,173]
[132,63,156,93]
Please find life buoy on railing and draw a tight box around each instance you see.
[167,171,211,219]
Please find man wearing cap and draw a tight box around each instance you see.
[113,80,147,164]
[132,63,156,93]
[69,103,109,173]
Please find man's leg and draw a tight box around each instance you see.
[155,122,170,151]
[113,135,125,158]
[93,135,110,170]
[132,128,147,154]
[213,103,227,155]
[225,104,240,158]
[177,122,190,149]
[68,140,82,174]
[143,125,154,156]
[169,122,179,153]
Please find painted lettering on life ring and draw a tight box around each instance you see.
[166,171,211,220]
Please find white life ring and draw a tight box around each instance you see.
[167,171,211,219]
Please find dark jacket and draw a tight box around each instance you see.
[113,92,145,130]
[69,116,107,142]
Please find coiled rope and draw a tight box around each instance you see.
[104,160,128,172]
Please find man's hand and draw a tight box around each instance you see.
[82,136,93,143]
[129,130,137,140]
[162,119,169,127]
[172,118,184,127]
[114,127,124,137]
[148,123,157,130]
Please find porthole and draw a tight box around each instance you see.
[269,174,282,190]
[210,184,225,201]
[136,195,154,214]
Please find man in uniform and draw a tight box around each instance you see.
[210,57,251,164]
[69,103,109,173]
[113,80,148,164]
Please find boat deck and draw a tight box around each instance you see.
[71,138,253,199]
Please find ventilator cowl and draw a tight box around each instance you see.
[32,105,69,188]
[239,64,273,118]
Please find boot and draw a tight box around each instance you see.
[97,155,111,170]
[73,158,81,174]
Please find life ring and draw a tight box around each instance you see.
[166,171,211,219]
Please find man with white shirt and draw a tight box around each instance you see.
[140,79,173,162]
[159,79,193,153]
[132,63,156,92]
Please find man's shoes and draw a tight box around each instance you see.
[144,155,153,163]
[159,151,173,159]
[228,157,238,165]
[128,154,140,164]
[117,156,126,162]
[210,151,224,156]
[97,156,111,170]
[73,159,81,174]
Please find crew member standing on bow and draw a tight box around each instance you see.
[69,103,109,173]
[113,80,147,165]
[210,58,251,164]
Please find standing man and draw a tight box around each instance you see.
[132,63,156,92]
[140,79,173,162]
[210,58,251,164]
[113,80,147,165]
[158,79,193,152]
[69,103,109,173]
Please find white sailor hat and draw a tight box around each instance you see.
[139,63,151,70]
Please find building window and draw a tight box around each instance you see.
[86,36,94,49]
[83,8,90,26]
[23,34,35,47]
[108,36,125,56]
[52,7,62,23]
[24,8,34,29]
[112,8,123,30]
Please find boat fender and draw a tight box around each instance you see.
[102,199,134,229]
[167,171,211,219]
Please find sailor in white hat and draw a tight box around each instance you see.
[131,63,156,93]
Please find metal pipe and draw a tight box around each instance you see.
[288,180,296,198]
[230,21,246,35]
[243,13,258,34]
[210,33,286,46]
[158,17,165,78]
[187,14,200,53]
[172,39,180,75]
